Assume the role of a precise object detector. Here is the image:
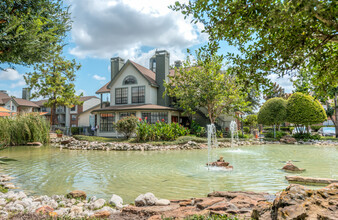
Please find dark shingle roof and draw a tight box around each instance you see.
[0,92,10,105]
[96,81,111,94]
[79,96,99,102]
[129,61,158,86]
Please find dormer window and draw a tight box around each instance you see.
[123,76,137,85]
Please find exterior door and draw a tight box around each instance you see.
[171,116,178,123]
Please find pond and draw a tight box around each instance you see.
[0,144,337,203]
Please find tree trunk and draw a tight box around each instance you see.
[335,91,338,138]
[51,102,57,126]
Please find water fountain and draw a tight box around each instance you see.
[207,124,218,170]
[229,120,238,147]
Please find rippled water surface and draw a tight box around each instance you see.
[0,145,337,202]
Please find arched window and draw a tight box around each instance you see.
[123,76,137,85]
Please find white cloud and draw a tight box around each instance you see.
[267,74,295,93]
[10,78,26,88]
[68,0,206,59]
[93,74,106,81]
[0,68,21,80]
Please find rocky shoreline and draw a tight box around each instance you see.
[0,171,337,220]
[50,136,338,151]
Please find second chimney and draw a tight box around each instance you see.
[111,57,125,80]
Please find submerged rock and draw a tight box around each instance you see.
[282,163,305,172]
[67,190,86,200]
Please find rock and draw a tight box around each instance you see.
[155,199,170,206]
[282,163,305,172]
[93,210,111,218]
[17,191,27,199]
[135,193,158,207]
[27,142,42,146]
[109,194,123,209]
[280,136,297,144]
[272,183,338,219]
[61,139,72,145]
[35,205,54,215]
[54,207,70,216]
[93,198,106,209]
[67,190,86,200]
[70,205,83,215]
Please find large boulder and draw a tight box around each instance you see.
[109,194,123,209]
[66,190,86,200]
[280,136,297,144]
[272,183,338,219]
[135,193,158,207]
[282,163,305,172]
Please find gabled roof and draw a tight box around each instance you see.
[33,99,48,106]
[0,92,10,105]
[11,98,39,107]
[96,60,159,94]
[79,96,99,102]
[96,81,111,94]
[129,61,157,86]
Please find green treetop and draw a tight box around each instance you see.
[164,52,248,125]
[172,0,337,92]
[0,0,71,67]
[286,92,327,132]
[257,97,287,127]
[24,50,82,125]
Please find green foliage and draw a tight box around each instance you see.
[115,116,138,139]
[0,0,71,66]
[55,129,62,135]
[264,82,288,101]
[164,52,248,124]
[243,114,258,133]
[0,114,50,146]
[0,185,8,193]
[287,93,327,129]
[293,133,321,141]
[243,127,250,134]
[310,125,323,132]
[257,98,287,126]
[190,120,206,137]
[264,131,287,139]
[136,120,189,142]
[70,127,83,135]
[237,133,254,139]
[24,49,82,125]
[172,0,338,94]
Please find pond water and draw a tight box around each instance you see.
[0,144,337,203]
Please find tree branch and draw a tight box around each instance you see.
[313,12,338,30]
[313,34,338,43]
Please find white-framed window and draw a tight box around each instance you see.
[115,88,128,104]
[70,105,77,112]
[132,86,145,104]
[119,112,136,119]
[100,113,115,132]
[141,112,168,124]
[71,115,77,121]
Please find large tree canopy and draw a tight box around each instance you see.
[0,0,71,67]
[257,97,287,126]
[24,50,82,125]
[172,0,337,91]
[164,53,248,124]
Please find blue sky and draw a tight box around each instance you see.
[0,0,293,99]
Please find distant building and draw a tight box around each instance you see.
[34,96,100,128]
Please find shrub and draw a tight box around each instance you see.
[243,114,258,132]
[264,131,287,139]
[115,116,138,139]
[243,127,250,133]
[287,93,327,132]
[258,98,287,126]
[293,133,321,141]
[238,133,254,139]
[136,120,189,142]
[190,120,206,137]
[71,127,83,135]
[310,125,323,132]
[0,114,50,146]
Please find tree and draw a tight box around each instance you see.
[164,53,248,125]
[24,51,82,125]
[115,116,138,139]
[0,0,71,67]
[172,0,337,93]
[286,92,327,134]
[257,98,287,128]
[243,114,258,133]
[264,83,287,101]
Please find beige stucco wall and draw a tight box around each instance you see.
[83,98,100,111]
[78,105,100,127]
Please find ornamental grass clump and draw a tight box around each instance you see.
[136,119,189,142]
[0,114,50,146]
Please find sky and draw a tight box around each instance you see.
[0,0,294,99]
